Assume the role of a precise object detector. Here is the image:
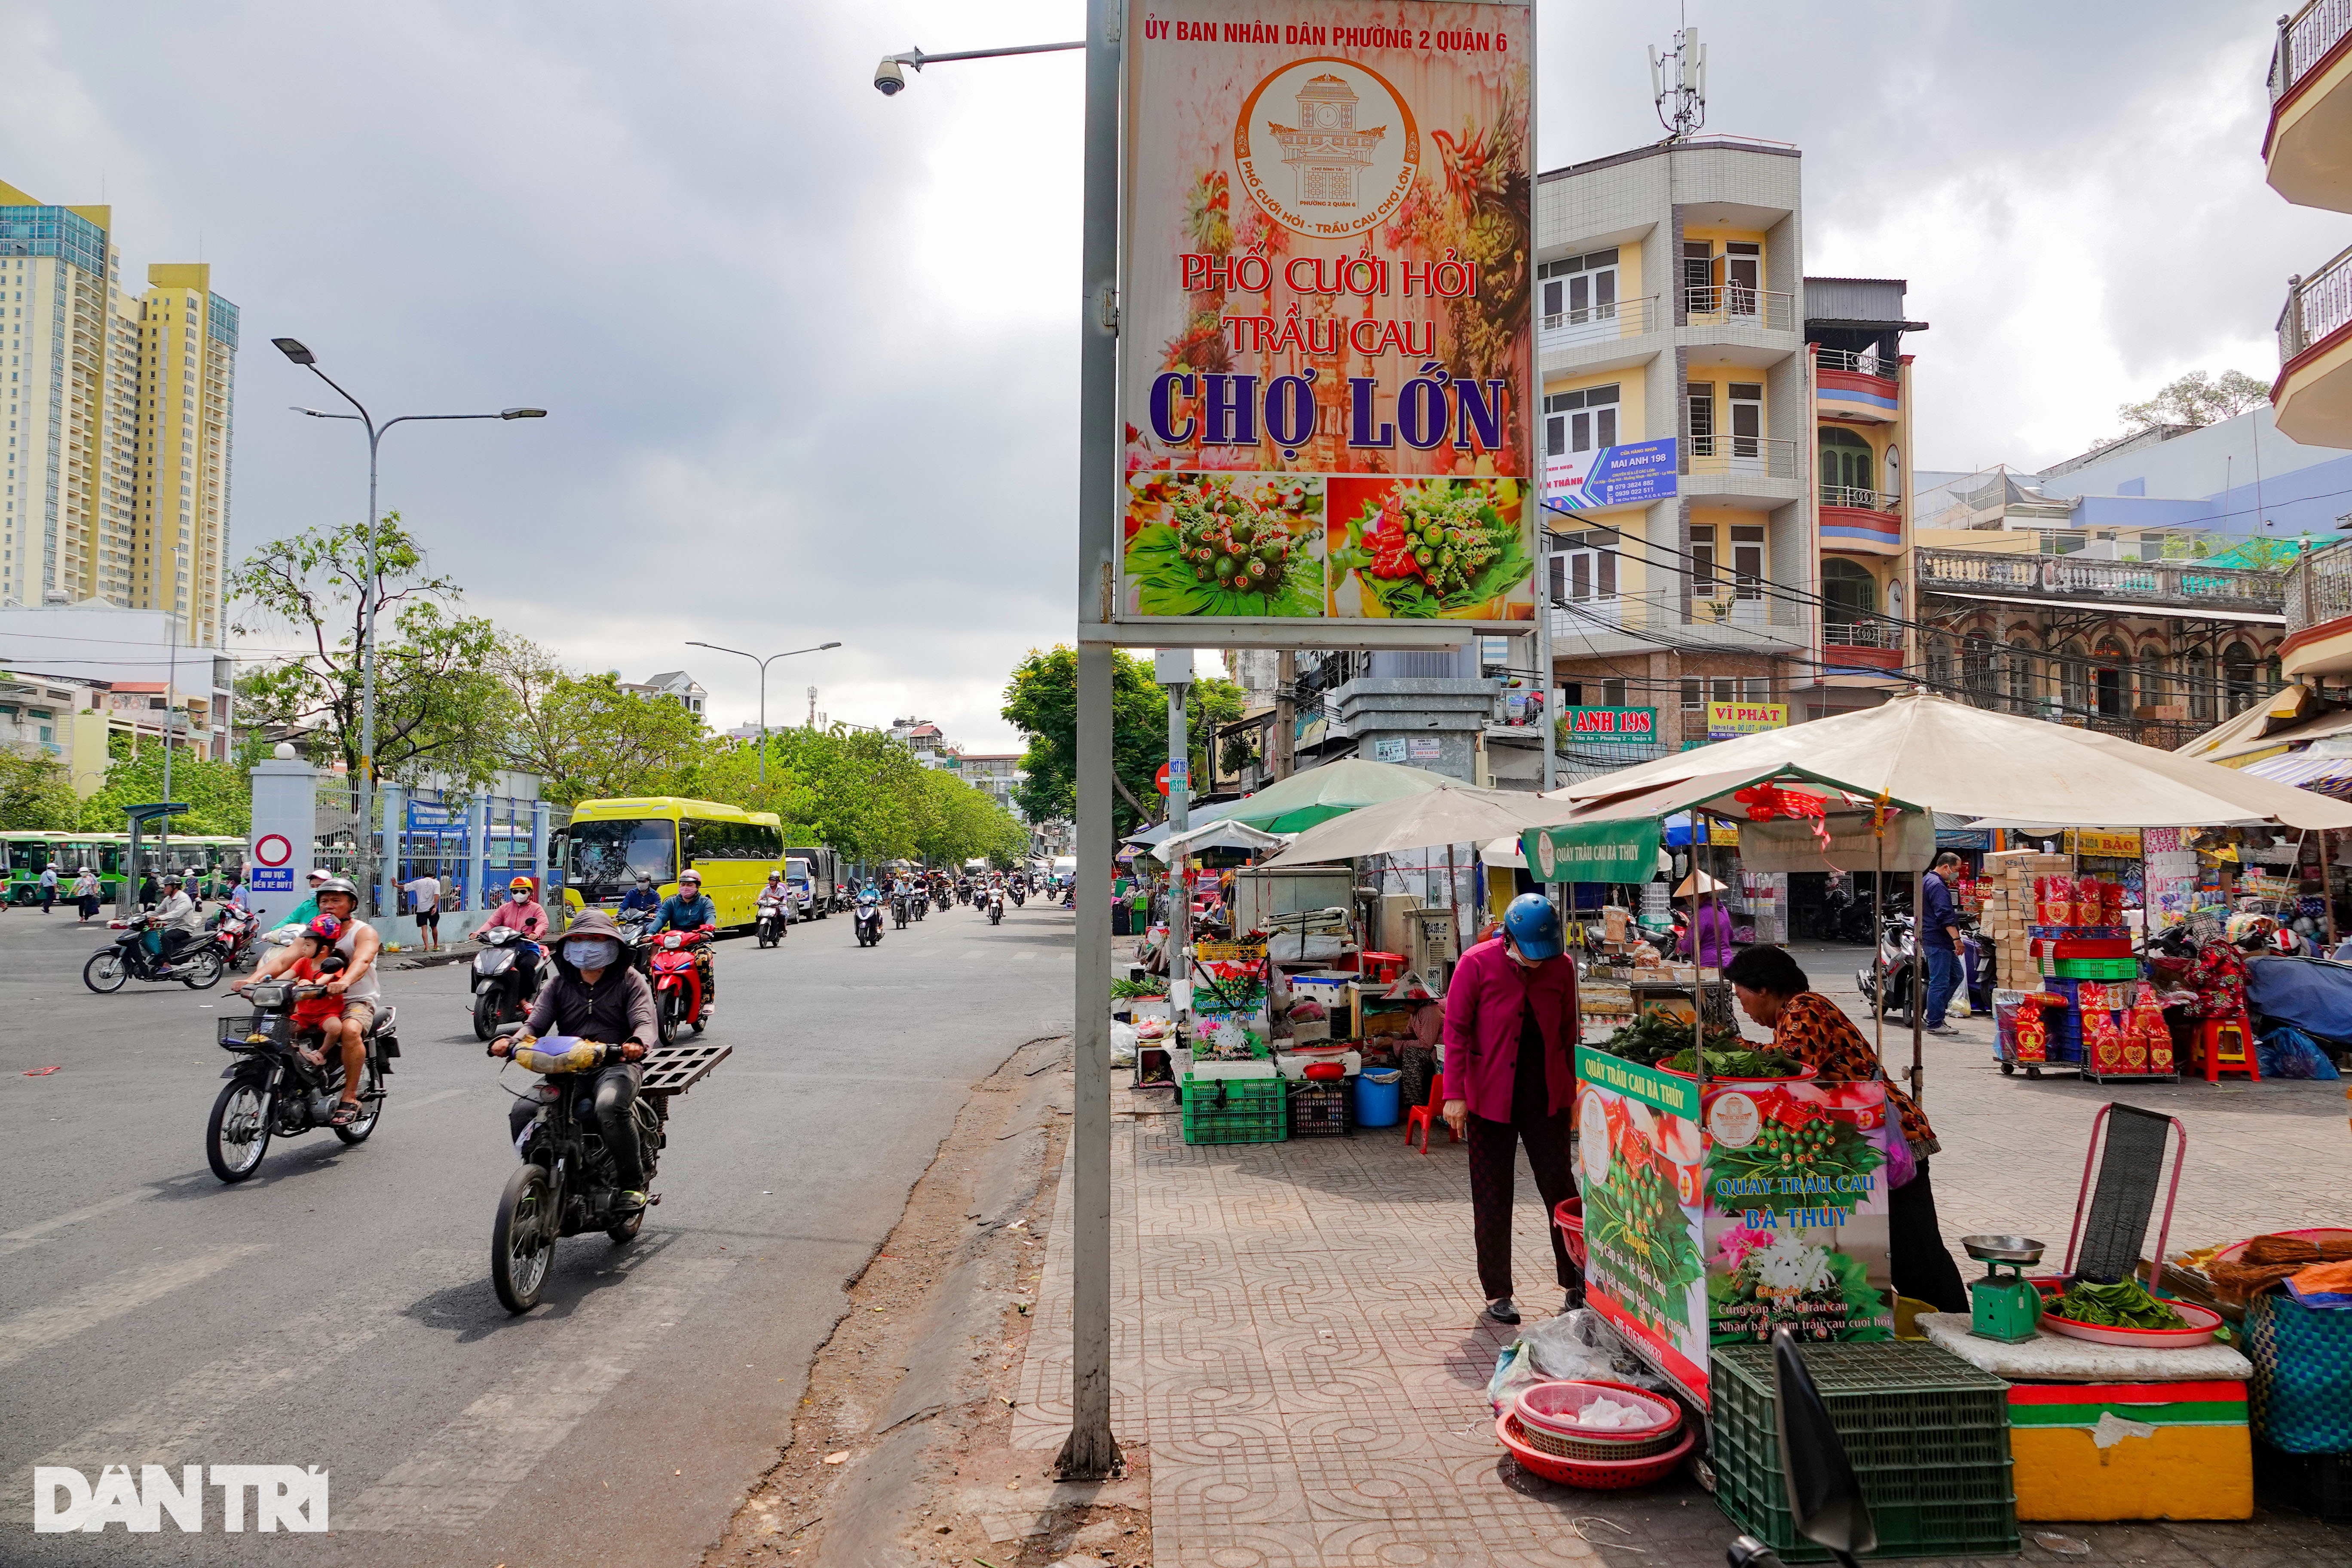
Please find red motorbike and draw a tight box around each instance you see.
[648,927,712,1044]
[210,904,261,972]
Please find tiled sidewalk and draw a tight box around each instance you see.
[1013,968,2352,1568]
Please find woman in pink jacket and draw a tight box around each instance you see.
[1440,893,1583,1324]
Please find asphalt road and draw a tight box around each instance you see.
[0,893,1074,1564]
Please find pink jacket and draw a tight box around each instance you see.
[483,899,547,940]
[1438,937,1579,1122]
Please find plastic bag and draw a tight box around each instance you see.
[1525,1308,1675,1397]
[2257,1025,2341,1081]
[1487,1338,1543,1413]
[1109,1020,1138,1068]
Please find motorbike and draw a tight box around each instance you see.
[854,891,885,948]
[1008,879,1026,909]
[1822,880,1878,945]
[208,904,261,973]
[469,925,543,1041]
[649,927,712,1041]
[85,912,225,993]
[893,890,912,929]
[987,887,1005,926]
[1857,910,1917,1022]
[486,1027,665,1313]
[206,958,398,1182]
[1721,1328,1875,1568]
[756,889,789,948]
[912,889,928,920]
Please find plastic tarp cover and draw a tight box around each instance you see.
[2244,955,2352,1041]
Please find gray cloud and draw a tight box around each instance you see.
[6,0,2333,746]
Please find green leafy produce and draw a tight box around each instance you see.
[2053,1277,2187,1329]
[1112,978,1170,1000]
[1661,1046,1804,1078]
[1599,1012,1747,1067]
[1330,478,1534,617]
[1125,474,1324,617]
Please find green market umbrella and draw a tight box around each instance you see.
[1225,757,1457,834]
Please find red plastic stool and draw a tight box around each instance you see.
[1405,1078,1455,1153]
[1361,950,1408,984]
[2196,1016,2260,1084]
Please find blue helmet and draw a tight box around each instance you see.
[1502,892,1563,960]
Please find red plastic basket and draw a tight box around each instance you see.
[1497,1410,1694,1489]
[1553,1197,1587,1274]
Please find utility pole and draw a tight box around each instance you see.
[1158,650,1192,1017]
[1274,650,1297,780]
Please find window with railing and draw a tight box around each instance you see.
[1539,248,1619,327]
[1814,346,1900,379]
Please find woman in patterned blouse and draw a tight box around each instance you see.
[1723,944,1969,1313]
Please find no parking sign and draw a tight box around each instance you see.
[249,832,295,892]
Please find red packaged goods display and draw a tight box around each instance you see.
[2036,876,2074,926]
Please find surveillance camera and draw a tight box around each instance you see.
[874,57,907,95]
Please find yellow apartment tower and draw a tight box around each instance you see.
[0,180,237,644]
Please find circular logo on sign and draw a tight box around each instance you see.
[253,833,292,868]
[1706,1090,1762,1149]
[1577,1086,1612,1185]
[1234,58,1419,238]
[1535,832,1557,880]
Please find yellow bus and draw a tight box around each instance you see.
[556,796,785,930]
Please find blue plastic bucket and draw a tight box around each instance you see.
[1354,1069,1403,1128]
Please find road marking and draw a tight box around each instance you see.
[0,1188,151,1256]
[1014,950,1036,962]
[337,1257,735,1534]
[0,1246,267,1374]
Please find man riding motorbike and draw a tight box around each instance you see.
[245,875,383,1125]
[758,869,791,943]
[489,908,658,1213]
[618,873,662,919]
[651,867,718,1016]
[149,872,207,966]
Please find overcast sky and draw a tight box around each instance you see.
[4,0,2338,748]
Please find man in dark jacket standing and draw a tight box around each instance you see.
[1440,893,1582,1324]
[492,908,661,1211]
[1921,850,1965,1036]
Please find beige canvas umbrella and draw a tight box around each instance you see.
[1224,757,1457,833]
[1548,692,2352,832]
[1262,783,1550,865]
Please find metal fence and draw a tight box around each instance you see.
[1823,618,1905,650]
[2279,242,2352,368]
[1820,483,1894,512]
[1683,435,1797,481]
[2271,0,2352,100]
[1814,347,1900,379]
[1541,294,1657,345]
[1915,547,2287,614]
[2286,536,2352,633]
[308,778,561,918]
[1682,285,1796,333]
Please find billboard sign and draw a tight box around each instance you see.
[1120,2,1535,636]
[1562,706,1657,744]
[1544,438,1678,512]
[1706,701,1788,738]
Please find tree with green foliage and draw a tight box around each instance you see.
[2117,370,2269,433]
[77,733,257,836]
[505,668,712,806]
[230,514,511,790]
[0,750,79,830]
[1001,647,1249,837]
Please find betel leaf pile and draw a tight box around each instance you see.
[2052,1277,2187,1330]
[1598,1012,1752,1066]
[1125,474,1324,617]
[1331,478,1533,617]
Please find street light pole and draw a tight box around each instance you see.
[273,337,543,906]
[873,4,1120,1481]
[685,640,842,785]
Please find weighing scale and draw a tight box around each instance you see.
[1961,1233,2047,1343]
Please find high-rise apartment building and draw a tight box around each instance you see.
[0,180,236,645]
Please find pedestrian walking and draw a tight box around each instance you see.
[403,869,444,953]
[38,862,58,914]
[72,867,101,924]
[1439,893,1584,1325]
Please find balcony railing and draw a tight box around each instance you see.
[1541,294,1658,346]
[1683,435,1797,481]
[2285,537,2352,632]
[1683,285,1797,333]
[1823,618,1904,650]
[2271,0,2352,101]
[1814,347,1900,379]
[1819,484,1894,513]
[1917,546,2288,615]
[2279,243,2352,367]
[1550,590,1801,643]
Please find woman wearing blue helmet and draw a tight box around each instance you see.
[1440,891,1583,1324]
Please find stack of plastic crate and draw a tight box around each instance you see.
[1709,1340,2017,1561]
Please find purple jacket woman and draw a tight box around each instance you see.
[1678,897,1736,968]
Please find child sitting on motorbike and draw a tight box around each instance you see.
[287,916,352,1068]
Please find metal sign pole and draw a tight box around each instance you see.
[1058,0,1124,1483]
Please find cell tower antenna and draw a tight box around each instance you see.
[1649,18,1707,142]
[808,684,819,727]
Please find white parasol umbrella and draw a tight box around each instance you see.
[1150,819,1287,861]
[1262,784,1550,865]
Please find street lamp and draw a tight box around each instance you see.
[875,10,1121,1482]
[684,640,842,784]
[274,337,544,907]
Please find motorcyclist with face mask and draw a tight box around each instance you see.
[491,907,660,1211]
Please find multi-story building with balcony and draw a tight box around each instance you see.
[2268,2,2352,685]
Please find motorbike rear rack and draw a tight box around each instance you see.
[640,1040,729,1099]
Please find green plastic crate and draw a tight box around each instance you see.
[1709,1341,2018,1562]
[1180,1075,1286,1144]
[2052,956,2139,980]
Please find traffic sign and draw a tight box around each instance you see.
[253,833,293,868]
[1155,759,1190,796]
